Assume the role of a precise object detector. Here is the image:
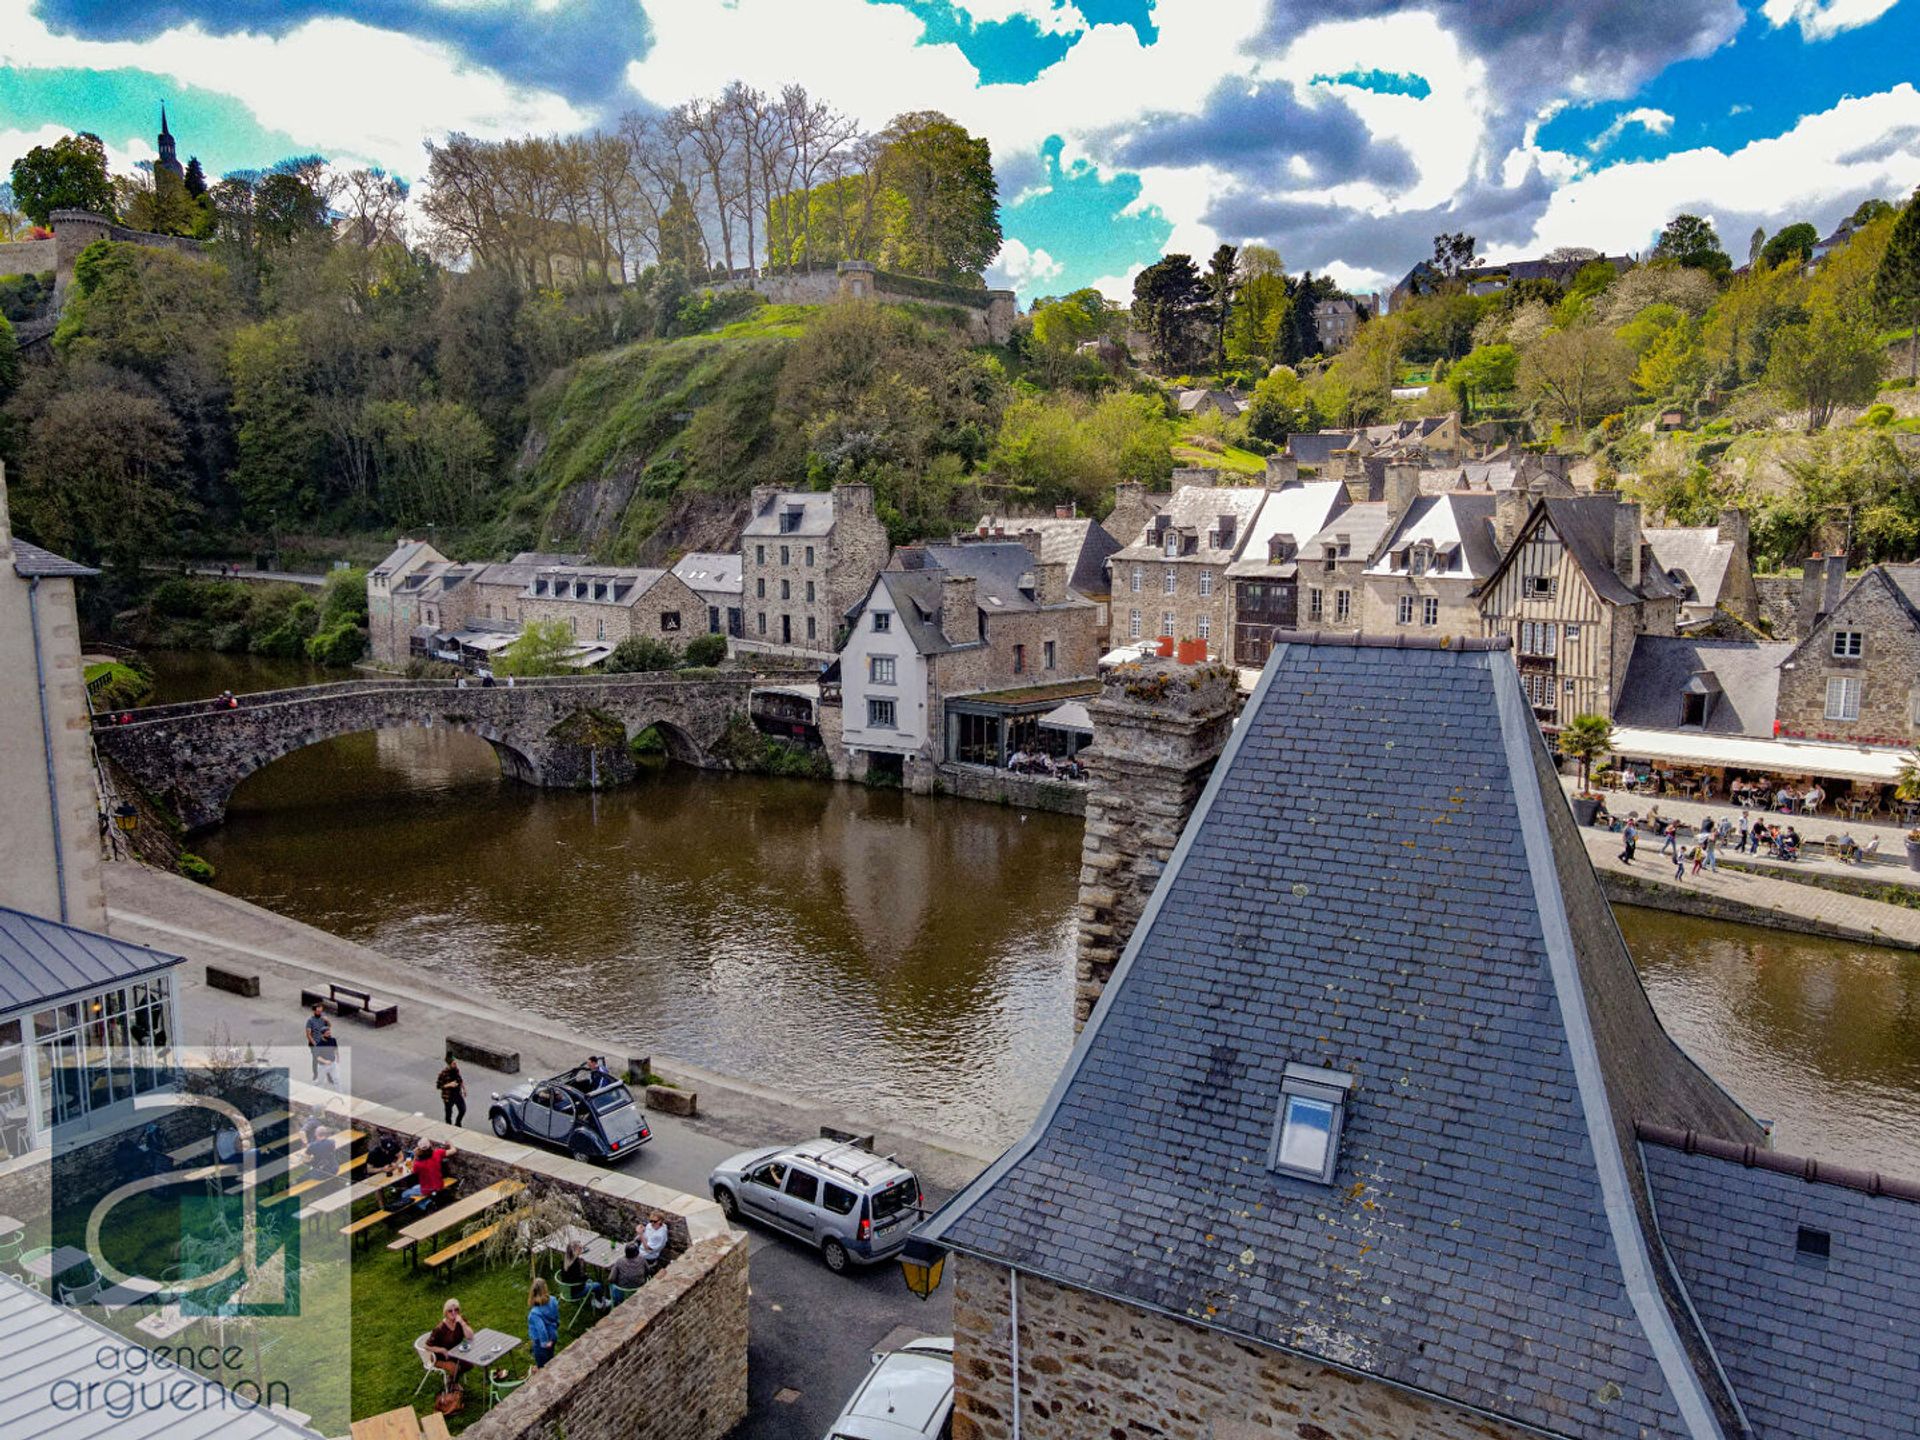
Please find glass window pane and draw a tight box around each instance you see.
[1278,1096,1334,1174]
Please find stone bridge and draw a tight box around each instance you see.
[93,674,765,830]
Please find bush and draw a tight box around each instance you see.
[248,597,318,658]
[305,620,366,666]
[317,568,369,628]
[177,853,216,884]
[605,635,680,672]
[1865,402,1897,427]
[405,657,463,680]
[682,632,728,667]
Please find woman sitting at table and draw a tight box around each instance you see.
[559,1239,607,1312]
[528,1278,560,1368]
[427,1297,476,1388]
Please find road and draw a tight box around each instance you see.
[105,865,971,1440]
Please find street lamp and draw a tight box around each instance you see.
[113,802,139,834]
[897,1234,947,1301]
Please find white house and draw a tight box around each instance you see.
[838,569,938,782]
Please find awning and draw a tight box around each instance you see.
[1039,701,1093,735]
[1607,727,1908,784]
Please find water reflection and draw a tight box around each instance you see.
[1619,908,1920,1175]
[196,728,1079,1145]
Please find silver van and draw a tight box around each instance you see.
[709,1137,922,1272]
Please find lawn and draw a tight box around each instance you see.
[1172,441,1267,476]
[28,1159,596,1436]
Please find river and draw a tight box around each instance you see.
[151,652,1920,1169]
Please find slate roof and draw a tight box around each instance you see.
[1286,431,1359,465]
[1642,1136,1920,1440]
[370,539,435,579]
[858,570,957,656]
[1644,525,1736,619]
[524,567,667,605]
[1112,486,1266,563]
[922,635,1765,1440]
[1613,638,1791,737]
[1364,492,1501,579]
[1486,497,1681,608]
[0,905,184,1016]
[743,491,836,538]
[1298,499,1391,564]
[1224,482,1350,579]
[671,551,744,598]
[918,543,1092,613]
[968,517,1120,598]
[1879,562,1920,625]
[10,540,98,578]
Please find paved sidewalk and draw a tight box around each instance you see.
[1579,825,1920,950]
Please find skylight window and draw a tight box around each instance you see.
[1268,1062,1354,1184]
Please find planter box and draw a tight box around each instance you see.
[446,1034,520,1073]
[205,964,259,998]
[1907,840,1920,874]
[645,1084,697,1117]
[1571,796,1602,828]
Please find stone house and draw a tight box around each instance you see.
[1100,481,1163,549]
[737,484,891,664]
[1288,500,1393,637]
[966,509,1121,643]
[922,633,1920,1440]
[1775,562,1920,747]
[1110,484,1268,656]
[368,546,596,665]
[1358,471,1501,636]
[1644,508,1759,630]
[1220,479,1350,666]
[517,566,708,653]
[1311,294,1367,350]
[1477,492,1681,730]
[836,543,1099,789]
[1174,387,1242,418]
[671,551,745,638]
[367,538,448,665]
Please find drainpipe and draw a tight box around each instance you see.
[27,577,71,922]
[1008,1268,1023,1440]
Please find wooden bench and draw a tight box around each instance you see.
[420,1211,524,1278]
[300,983,398,1028]
[341,1208,398,1245]
[266,1152,367,1207]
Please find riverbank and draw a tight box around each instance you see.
[102,860,999,1193]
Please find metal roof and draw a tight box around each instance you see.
[921,636,1766,1439]
[0,1273,319,1438]
[10,540,99,579]
[0,906,184,1016]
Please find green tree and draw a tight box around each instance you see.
[1760,222,1819,269]
[1227,244,1288,368]
[16,376,189,567]
[1632,314,1707,399]
[9,133,115,224]
[604,635,681,672]
[1448,342,1518,414]
[876,111,1001,283]
[1765,303,1883,430]
[1427,231,1481,286]
[1560,714,1615,797]
[1131,254,1205,371]
[1702,257,1805,382]
[1518,322,1633,432]
[496,618,578,677]
[1756,430,1919,563]
[0,312,17,405]
[1204,243,1237,376]
[1875,187,1920,384]
[1243,365,1317,444]
[228,315,325,519]
[1651,213,1731,278]
[682,631,728,667]
[657,181,707,276]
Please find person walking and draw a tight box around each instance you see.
[1688,839,1706,877]
[1618,820,1637,865]
[305,1002,328,1078]
[314,1023,341,1089]
[1672,836,1688,880]
[437,1055,468,1128]
[1661,821,1681,861]
[1703,834,1718,874]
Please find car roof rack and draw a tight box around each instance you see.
[800,1139,904,1184]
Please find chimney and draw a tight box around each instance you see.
[1495,488,1529,553]
[1016,526,1045,563]
[1612,498,1643,590]
[1075,658,1237,1029]
[939,574,978,644]
[1716,505,1748,557]
[1384,461,1420,523]
[1823,554,1848,617]
[833,481,874,516]
[749,486,777,520]
[1036,560,1070,605]
[1055,502,1076,520]
[1264,454,1299,490]
[976,516,993,537]
[1796,553,1827,635]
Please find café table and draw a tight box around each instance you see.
[135,1304,197,1341]
[538,1225,618,1271]
[23,1244,92,1285]
[447,1327,523,1372]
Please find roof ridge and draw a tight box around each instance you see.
[1637,1121,1920,1203]
[1267,628,1510,652]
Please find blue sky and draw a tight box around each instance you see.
[4,0,1918,296]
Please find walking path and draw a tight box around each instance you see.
[1579,824,1920,951]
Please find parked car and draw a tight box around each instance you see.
[708,1137,921,1272]
[489,1067,650,1163]
[824,1336,954,1440]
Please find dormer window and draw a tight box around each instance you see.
[1411,542,1433,577]
[1268,536,1295,564]
[1164,533,1179,559]
[1335,534,1351,558]
[1268,1062,1354,1184]
[780,507,803,534]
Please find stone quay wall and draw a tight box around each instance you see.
[1073,661,1236,1026]
[935,762,1088,816]
[93,674,756,828]
[951,1259,1529,1440]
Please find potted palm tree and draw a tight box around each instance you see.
[1898,746,1920,871]
[1560,713,1616,827]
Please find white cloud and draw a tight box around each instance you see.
[1088,262,1144,305]
[1760,0,1903,40]
[1587,107,1675,153]
[1521,83,1920,256]
[988,236,1063,293]
[0,0,583,177]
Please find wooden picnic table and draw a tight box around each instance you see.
[167,1111,290,1164]
[300,1165,408,1220]
[227,1130,365,1194]
[389,1179,525,1266]
[351,1405,453,1440]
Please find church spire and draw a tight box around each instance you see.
[156,102,182,179]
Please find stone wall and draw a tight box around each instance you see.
[1074,660,1236,1026]
[0,236,57,277]
[1775,568,1920,747]
[950,1259,1531,1440]
[1753,575,1802,641]
[45,210,205,300]
[934,763,1087,816]
[518,572,708,648]
[1111,555,1236,654]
